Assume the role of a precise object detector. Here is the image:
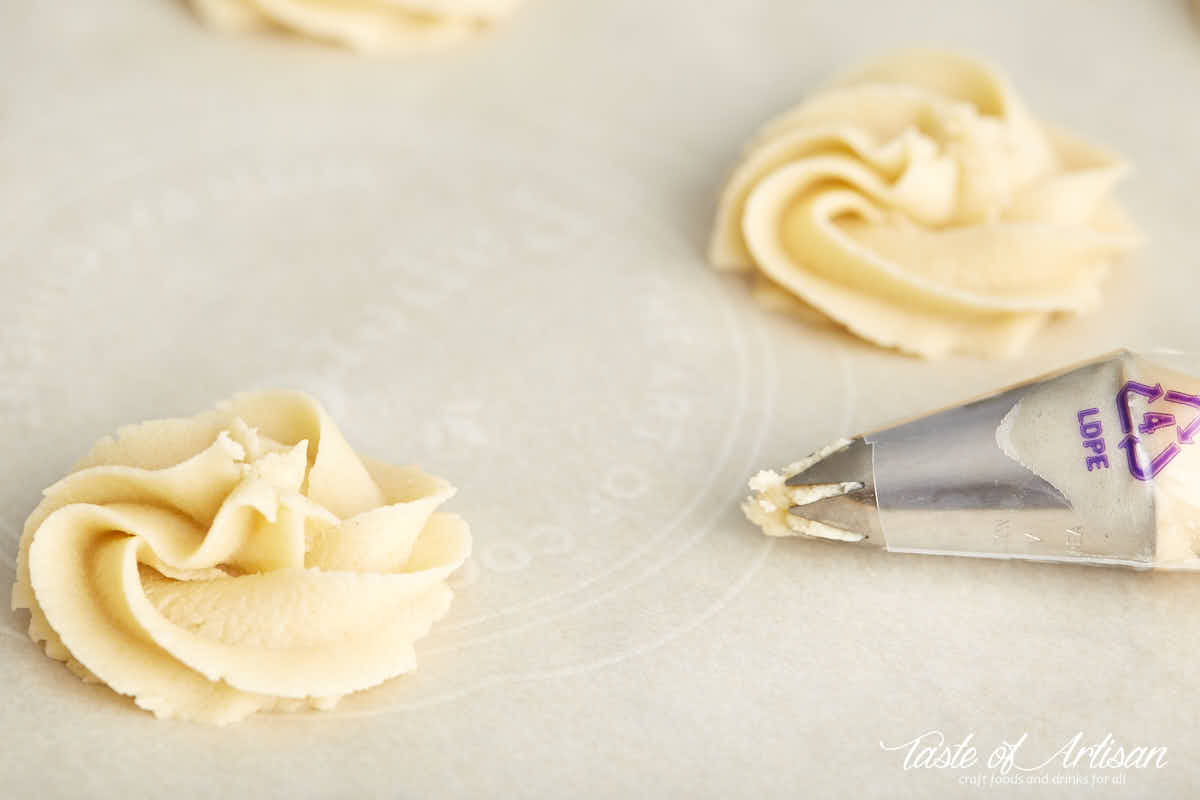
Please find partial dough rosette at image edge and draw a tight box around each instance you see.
[190,0,524,53]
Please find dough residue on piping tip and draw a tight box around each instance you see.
[741,438,865,542]
[11,391,471,724]
[709,49,1142,359]
[189,0,523,54]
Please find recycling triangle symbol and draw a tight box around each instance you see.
[1116,381,1200,481]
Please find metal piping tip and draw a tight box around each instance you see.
[743,437,881,544]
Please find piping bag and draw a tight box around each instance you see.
[744,349,1200,570]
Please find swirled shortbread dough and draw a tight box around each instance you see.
[710,50,1141,358]
[11,391,470,724]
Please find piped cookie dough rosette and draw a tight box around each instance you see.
[11,392,471,724]
[190,0,523,54]
[710,50,1141,358]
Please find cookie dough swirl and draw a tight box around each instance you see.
[11,392,471,724]
[189,0,522,54]
[710,50,1141,358]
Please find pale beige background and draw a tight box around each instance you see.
[1,1,1199,797]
